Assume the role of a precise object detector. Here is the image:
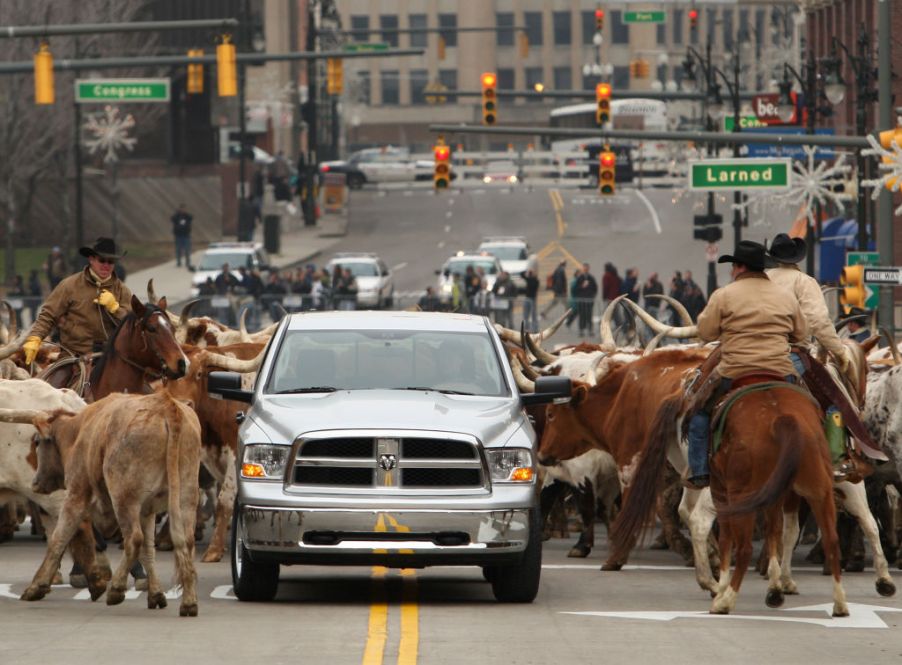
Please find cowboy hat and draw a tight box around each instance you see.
[717,240,767,272]
[767,233,807,264]
[79,237,127,260]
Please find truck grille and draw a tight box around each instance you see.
[292,435,484,490]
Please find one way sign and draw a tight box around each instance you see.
[863,267,902,285]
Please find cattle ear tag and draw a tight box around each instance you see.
[552,396,571,405]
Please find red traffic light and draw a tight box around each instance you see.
[596,82,611,99]
[688,9,698,19]
[595,9,605,18]
[600,152,615,168]
[434,146,450,161]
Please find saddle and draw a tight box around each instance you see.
[37,353,98,397]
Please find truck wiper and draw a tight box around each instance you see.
[400,387,475,396]
[275,386,339,394]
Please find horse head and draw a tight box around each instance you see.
[128,295,188,380]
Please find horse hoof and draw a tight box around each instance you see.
[147,591,168,609]
[20,585,49,601]
[88,583,107,602]
[69,573,88,589]
[567,545,591,558]
[179,603,199,617]
[876,579,896,597]
[833,606,850,618]
[600,562,623,571]
[106,588,126,606]
[765,589,785,608]
[201,550,222,563]
[134,577,149,591]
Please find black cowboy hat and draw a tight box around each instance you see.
[767,233,807,264]
[79,237,127,260]
[717,240,767,272]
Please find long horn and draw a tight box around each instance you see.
[870,308,878,336]
[645,293,694,325]
[520,358,541,381]
[495,309,571,347]
[523,325,558,366]
[618,297,698,339]
[239,308,251,342]
[250,321,280,341]
[203,348,265,373]
[538,309,571,341]
[2,300,17,339]
[0,408,51,424]
[510,356,536,393]
[879,327,901,365]
[599,294,628,348]
[147,278,158,303]
[179,299,201,328]
[643,329,672,356]
[584,353,606,387]
[494,323,522,345]
[0,332,26,361]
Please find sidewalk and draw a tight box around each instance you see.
[126,211,348,309]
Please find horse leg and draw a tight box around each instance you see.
[838,481,896,597]
[539,479,566,541]
[711,515,735,610]
[568,482,595,558]
[107,503,142,606]
[684,488,718,593]
[201,448,236,563]
[764,504,785,608]
[808,488,849,617]
[712,512,754,615]
[780,493,801,595]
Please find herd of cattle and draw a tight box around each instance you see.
[0,285,901,617]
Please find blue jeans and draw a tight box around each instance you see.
[687,377,733,479]
[522,298,538,333]
[175,236,192,267]
[790,351,806,377]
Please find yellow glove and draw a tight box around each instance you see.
[23,336,42,365]
[93,290,120,314]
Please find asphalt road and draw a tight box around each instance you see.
[2,523,901,665]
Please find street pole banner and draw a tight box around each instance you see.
[688,158,792,192]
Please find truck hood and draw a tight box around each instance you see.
[252,390,520,447]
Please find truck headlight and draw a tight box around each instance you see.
[241,444,290,480]
[485,448,534,483]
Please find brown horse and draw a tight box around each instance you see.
[611,387,849,617]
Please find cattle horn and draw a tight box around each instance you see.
[1,300,17,339]
[870,308,879,336]
[147,279,158,303]
[599,294,628,348]
[584,353,607,387]
[179,299,201,328]
[618,298,698,339]
[879,328,901,365]
[643,329,672,356]
[645,294,694,325]
[238,308,252,342]
[523,324,558,366]
[520,357,541,381]
[203,347,265,373]
[251,320,280,341]
[510,356,535,393]
[0,332,26,361]
[494,310,571,347]
[0,408,51,424]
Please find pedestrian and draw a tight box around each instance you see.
[418,286,441,312]
[491,271,516,328]
[621,267,640,303]
[335,267,358,311]
[573,263,599,337]
[171,203,194,270]
[668,271,686,326]
[214,263,239,325]
[541,261,568,321]
[521,268,539,332]
[271,151,291,201]
[450,272,463,312]
[473,267,489,316]
[237,266,263,330]
[844,311,872,344]
[566,265,582,329]
[641,272,664,320]
[602,262,622,326]
[43,245,68,289]
[263,272,288,322]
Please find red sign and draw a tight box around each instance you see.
[752,93,798,125]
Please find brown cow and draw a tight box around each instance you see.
[2,390,202,616]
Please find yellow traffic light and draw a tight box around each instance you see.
[839,264,867,312]
[595,83,611,125]
[217,35,237,97]
[187,49,204,94]
[878,128,902,190]
[599,150,616,196]
[482,72,497,126]
[434,143,452,190]
[326,58,344,95]
[34,41,54,105]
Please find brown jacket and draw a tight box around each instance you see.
[697,271,807,378]
[29,268,133,356]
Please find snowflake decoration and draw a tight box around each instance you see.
[861,134,902,214]
[732,146,853,227]
[83,106,136,163]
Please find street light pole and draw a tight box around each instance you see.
[303,2,318,227]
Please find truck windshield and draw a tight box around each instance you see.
[267,329,508,397]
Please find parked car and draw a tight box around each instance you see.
[482,160,520,185]
[210,310,571,603]
[321,147,435,189]
[191,242,270,297]
[477,237,537,292]
[325,252,394,309]
[435,252,503,305]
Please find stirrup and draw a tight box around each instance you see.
[833,459,856,482]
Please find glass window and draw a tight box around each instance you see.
[739,9,749,42]
[613,65,630,90]
[553,66,572,91]
[439,14,457,47]
[581,11,597,45]
[553,11,571,46]
[611,11,629,45]
[581,73,598,91]
[380,15,399,48]
[356,71,370,105]
[756,9,765,57]
[498,68,515,90]
[409,14,427,48]
[438,69,457,91]
[524,12,543,46]
[673,9,684,45]
[350,15,369,43]
[722,10,734,51]
[706,9,717,46]
[525,67,543,102]
[656,23,666,45]
[497,12,514,46]
[410,69,428,105]
[380,70,399,105]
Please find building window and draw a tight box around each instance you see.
[706,9,716,46]
[756,9,765,57]
[722,10,734,51]
[553,11,571,46]
[356,71,370,105]
[410,69,428,105]
[611,11,629,45]
[739,9,749,42]
[673,9,683,45]
[656,23,666,45]
[497,12,514,46]
[380,15,399,48]
[409,14,427,48]
[524,12,543,46]
[439,14,457,47]
[553,66,572,90]
[438,69,457,92]
[581,11,597,45]
[613,65,630,90]
[350,15,369,43]
[525,67,543,101]
[381,70,399,105]
[498,68,515,90]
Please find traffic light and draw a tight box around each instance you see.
[186,49,204,94]
[34,41,54,105]
[840,264,867,312]
[595,82,611,125]
[878,128,902,190]
[629,60,650,79]
[689,8,699,30]
[217,35,237,97]
[434,144,452,190]
[481,72,497,125]
[326,58,344,95]
[693,214,723,243]
[437,35,446,61]
[595,9,605,31]
[599,150,616,195]
[519,32,530,58]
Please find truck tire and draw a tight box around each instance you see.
[347,173,365,190]
[488,509,542,603]
[231,507,280,602]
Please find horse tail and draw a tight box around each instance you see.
[609,392,683,564]
[719,414,802,517]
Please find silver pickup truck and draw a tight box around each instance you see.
[208,311,570,603]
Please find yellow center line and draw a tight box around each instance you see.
[397,569,419,665]
[362,566,389,665]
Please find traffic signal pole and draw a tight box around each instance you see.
[878,0,895,334]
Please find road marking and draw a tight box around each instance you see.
[362,567,389,665]
[398,569,419,665]
[445,211,453,218]
[437,241,445,249]
[444,225,451,233]
[633,189,662,234]
[392,262,408,271]
[448,198,455,206]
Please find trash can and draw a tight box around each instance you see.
[238,200,256,242]
[263,214,281,255]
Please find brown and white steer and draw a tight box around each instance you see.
[2,391,202,616]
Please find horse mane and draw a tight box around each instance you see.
[89,304,160,386]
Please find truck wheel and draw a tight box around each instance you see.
[231,507,280,602]
[347,173,365,190]
[488,510,542,603]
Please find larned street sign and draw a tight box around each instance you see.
[75,78,170,103]
[624,11,666,22]
[343,42,389,52]
[688,158,792,191]
[863,267,902,284]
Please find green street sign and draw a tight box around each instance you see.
[623,11,666,23]
[75,78,170,103]
[723,116,768,131]
[847,251,881,309]
[688,158,792,191]
[343,42,389,52]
